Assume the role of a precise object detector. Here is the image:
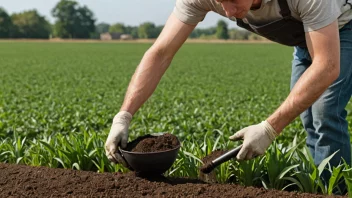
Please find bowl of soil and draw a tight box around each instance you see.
[119,133,181,175]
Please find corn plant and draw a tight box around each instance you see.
[342,162,352,196]
[168,137,203,178]
[229,156,265,187]
[27,137,61,168]
[1,132,28,164]
[327,164,346,195]
[0,139,10,162]
[261,141,301,191]
[291,146,339,194]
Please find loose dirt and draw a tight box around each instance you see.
[199,149,228,183]
[200,149,228,171]
[0,163,346,198]
[125,133,180,153]
[201,150,228,165]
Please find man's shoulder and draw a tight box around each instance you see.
[176,0,216,9]
[287,0,336,12]
[288,0,343,32]
[174,0,215,25]
[176,0,227,17]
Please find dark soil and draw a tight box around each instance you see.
[200,149,228,171]
[199,149,228,183]
[126,133,180,153]
[0,163,346,198]
[201,150,228,164]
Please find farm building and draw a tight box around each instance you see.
[100,33,122,40]
[120,34,133,40]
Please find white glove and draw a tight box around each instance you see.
[105,111,132,164]
[229,120,278,161]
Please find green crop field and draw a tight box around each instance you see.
[0,42,351,195]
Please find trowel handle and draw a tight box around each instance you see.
[211,144,243,166]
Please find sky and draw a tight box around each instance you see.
[1,0,237,28]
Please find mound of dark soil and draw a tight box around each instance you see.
[0,163,346,198]
[126,133,180,153]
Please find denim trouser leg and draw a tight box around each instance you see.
[290,21,352,184]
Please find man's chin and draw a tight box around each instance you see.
[233,11,247,19]
[234,14,246,19]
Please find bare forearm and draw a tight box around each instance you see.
[267,61,339,133]
[117,14,195,116]
[120,49,171,115]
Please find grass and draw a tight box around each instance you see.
[0,42,351,195]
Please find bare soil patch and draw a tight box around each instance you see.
[0,163,346,198]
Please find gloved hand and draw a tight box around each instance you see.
[229,120,278,161]
[105,111,132,164]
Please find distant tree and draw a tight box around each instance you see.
[11,10,51,38]
[74,6,95,38]
[52,0,96,38]
[216,20,229,40]
[52,0,77,38]
[228,29,250,40]
[109,23,125,34]
[189,27,217,38]
[125,25,138,38]
[138,22,161,39]
[138,22,153,39]
[155,25,164,37]
[0,7,12,38]
[96,22,110,34]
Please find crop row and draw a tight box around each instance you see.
[0,129,351,195]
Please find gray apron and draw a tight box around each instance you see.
[236,0,306,47]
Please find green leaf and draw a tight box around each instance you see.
[278,164,299,180]
[183,151,203,164]
[317,150,339,176]
[16,157,23,164]
[328,165,343,195]
[39,140,56,156]
[54,157,66,168]
[281,177,304,192]
[72,163,80,170]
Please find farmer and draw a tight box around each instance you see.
[105,0,352,186]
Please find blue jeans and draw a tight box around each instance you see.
[291,20,352,184]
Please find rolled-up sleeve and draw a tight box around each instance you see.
[295,0,341,32]
[173,0,209,25]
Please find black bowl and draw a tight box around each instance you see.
[119,133,181,175]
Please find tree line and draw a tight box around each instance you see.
[0,0,264,40]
